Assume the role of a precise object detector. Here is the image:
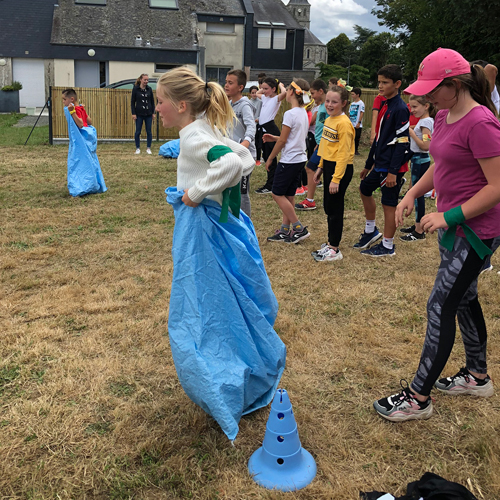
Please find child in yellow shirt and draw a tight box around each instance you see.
[312,85,355,261]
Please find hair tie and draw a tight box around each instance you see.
[205,81,210,93]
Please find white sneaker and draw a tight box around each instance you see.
[135,149,141,155]
[317,248,343,261]
[311,243,329,258]
[146,148,152,155]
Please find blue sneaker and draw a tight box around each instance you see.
[353,227,382,249]
[361,241,395,257]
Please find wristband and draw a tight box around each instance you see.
[70,110,76,115]
[441,205,492,259]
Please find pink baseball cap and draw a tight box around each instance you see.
[404,48,471,95]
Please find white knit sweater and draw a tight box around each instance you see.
[177,119,255,205]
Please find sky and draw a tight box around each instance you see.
[303,0,385,44]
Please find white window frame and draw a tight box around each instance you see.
[273,29,286,50]
[149,0,178,8]
[258,28,272,49]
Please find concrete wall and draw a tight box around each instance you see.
[0,58,13,88]
[108,61,155,84]
[54,59,75,87]
[199,22,244,69]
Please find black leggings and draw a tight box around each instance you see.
[303,132,317,186]
[354,127,362,153]
[323,161,353,247]
[411,233,500,396]
[260,120,280,190]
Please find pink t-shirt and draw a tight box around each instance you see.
[431,106,500,239]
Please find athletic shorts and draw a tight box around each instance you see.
[272,161,307,196]
[359,169,405,207]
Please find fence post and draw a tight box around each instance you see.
[49,86,53,145]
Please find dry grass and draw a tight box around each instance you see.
[1,141,500,499]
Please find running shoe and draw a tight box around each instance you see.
[434,367,494,397]
[353,227,382,249]
[285,226,310,244]
[373,380,433,422]
[361,241,395,257]
[295,199,316,211]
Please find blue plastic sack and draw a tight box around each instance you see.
[64,107,107,197]
[166,187,286,440]
[159,139,180,158]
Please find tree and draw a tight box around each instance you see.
[326,33,352,66]
[352,25,377,51]
[358,32,403,86]
[373,0,500,79]
[317,63,371,88]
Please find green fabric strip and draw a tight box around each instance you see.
[441,206,492,259]
[207,145,233,163]
[219,182,241,223]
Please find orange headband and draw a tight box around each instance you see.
[290,81,303,94]
[290,82,311,103]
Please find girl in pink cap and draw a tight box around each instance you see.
[374,48,500,422]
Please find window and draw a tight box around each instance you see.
[273,30,286,50]
[206,67,232,87]
[206,23,235,34]
[306,49,310,59]
[149,0,178,8]
[75,0,106,4]
[155,63,180,73]
[258,29,271,49]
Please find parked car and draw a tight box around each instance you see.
[103,78,158,90]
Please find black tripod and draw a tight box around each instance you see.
[24,98,50,146]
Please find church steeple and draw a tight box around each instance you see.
[286,0,311,30]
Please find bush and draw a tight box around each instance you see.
[1,81,23,91]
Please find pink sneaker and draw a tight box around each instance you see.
[295,186,306,196]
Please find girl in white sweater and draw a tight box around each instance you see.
[156,67,286,441]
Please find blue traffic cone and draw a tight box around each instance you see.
[248,388,316,491]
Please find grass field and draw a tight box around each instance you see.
[1,116,500,499]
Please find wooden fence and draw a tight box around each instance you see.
[51,87,405,141]
[51,86,178,141]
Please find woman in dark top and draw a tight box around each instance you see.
[131,73,155,154]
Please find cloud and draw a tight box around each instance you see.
[303,0,382,43]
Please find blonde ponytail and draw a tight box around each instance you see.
[205,81,234,136]
[157,67,235,135]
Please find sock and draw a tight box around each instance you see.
[382,237,394,249]
[365,220,376,233]
[292,221,303,231]
[306,198,314,202]
[280,224,290,233]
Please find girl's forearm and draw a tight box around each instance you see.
[268,139,286,162]
[461,185,500,220]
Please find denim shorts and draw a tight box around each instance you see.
[306,149,321,172]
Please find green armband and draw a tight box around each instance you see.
[207,145,233,163]
[219,183,241,223]
[443,205,466,227]
[441,205,492,259]
[206,146,241,223]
